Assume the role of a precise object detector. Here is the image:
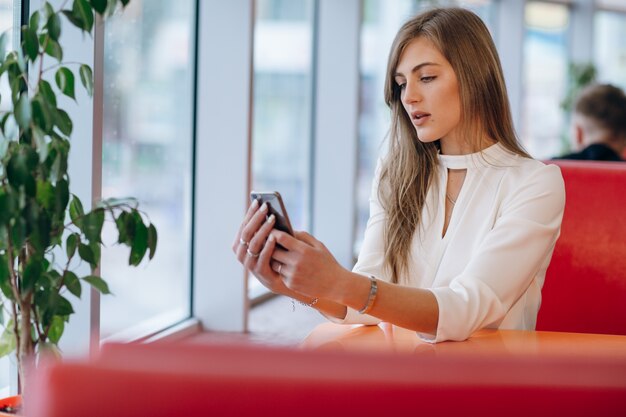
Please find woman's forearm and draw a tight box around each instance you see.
[326,270,440,334]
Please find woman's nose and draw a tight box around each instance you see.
[402,82,422,105]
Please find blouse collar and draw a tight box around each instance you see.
[438,142,517,169]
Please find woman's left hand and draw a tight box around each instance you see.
[270,230,347,301]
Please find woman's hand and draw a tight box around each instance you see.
[270,230,347,301]
[232,200,290,294]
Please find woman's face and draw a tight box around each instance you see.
[394,36,464,154]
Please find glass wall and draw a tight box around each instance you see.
[100,0,196,338]
[594,10,626,89]
[250,0,315,298]
[521,1,570,159]
[355,0,495,254]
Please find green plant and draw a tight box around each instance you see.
[558,62,597,154]
[0,0,157,395]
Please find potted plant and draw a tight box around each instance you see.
[0,0,156,408]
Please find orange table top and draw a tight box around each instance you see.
[302,322,626,361]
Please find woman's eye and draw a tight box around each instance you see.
[421,76,436,83]
[397,82,406,90]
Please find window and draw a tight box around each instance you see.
[521,1,570,159]
[100,0,196,338]
[594,10,626,89]
[250,0,315,299]
[0,0,17,397]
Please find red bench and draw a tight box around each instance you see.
[28,339,626,417]
[538,160,626,335]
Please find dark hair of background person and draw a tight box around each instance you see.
[555,83,626,161]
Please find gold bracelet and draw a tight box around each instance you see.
[358,276,378,314]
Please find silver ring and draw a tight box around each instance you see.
[277,264,283,275]
[239,237,249,247]
[246,248,260,258]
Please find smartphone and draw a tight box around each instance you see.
[250,191,295,236]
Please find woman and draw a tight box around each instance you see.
[233,7,565,342]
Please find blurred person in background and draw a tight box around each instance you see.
[555,83,626,161]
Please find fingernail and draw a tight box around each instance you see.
[260,202,268,212]
[268,234,275,242]
[267,214,275,224]
[251,199,259,208]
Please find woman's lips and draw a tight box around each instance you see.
[411,112,431,126]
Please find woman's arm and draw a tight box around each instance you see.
[271,230,440,336]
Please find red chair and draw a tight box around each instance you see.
[538,160,626,335]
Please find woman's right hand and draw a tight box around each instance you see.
[232,199,289,295]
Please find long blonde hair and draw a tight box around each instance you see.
[379,8,529,283]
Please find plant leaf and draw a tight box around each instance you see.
[78,243,96,268]
[115,211,130,244]
[22,255,44,295]
[89,0,108,14]
[129,212,148,266]
[38,79,57,107]
[46,13,62,42]
[63,270,81,298]
[29,10,40,31]
[0,32,9,65]
[120,0,130,7]
[69,195,84,225]
[147,223,157,259]
[83,275,110,294]
[55,178,70,217]
[47,316,65,344]
[0,254,9,290]
[44,36,62,61]
[74,0,94,32]
[0,324,16,358]
[32,126,49,162]
[66,233,78,259]
[7,145,38,188]
[79,64,93,97]
[14,92,31,130]
[32,98,53,134]
[21,26,39,61]
[56,294,74,316]
[36,179,55,211]
[81,208,105,244]
[55,67,75,100]
[54,108,72,136]
[10,217,26,250]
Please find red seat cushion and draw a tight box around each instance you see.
[538,160,626,335]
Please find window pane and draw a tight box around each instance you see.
[100,0,195,338]
[250,0,315,298]
[594,11,626,90]
[0,0,16,398]
[355,0,495,255]
[521,2,570,159]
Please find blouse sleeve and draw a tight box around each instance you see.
[425,164,565,342]
[325,159,388,326]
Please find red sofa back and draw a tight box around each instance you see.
[28,340,626,417]
[538,160,626,335]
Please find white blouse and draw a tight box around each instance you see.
[336,143,565,343]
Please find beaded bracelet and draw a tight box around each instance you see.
[291,297,319,312]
